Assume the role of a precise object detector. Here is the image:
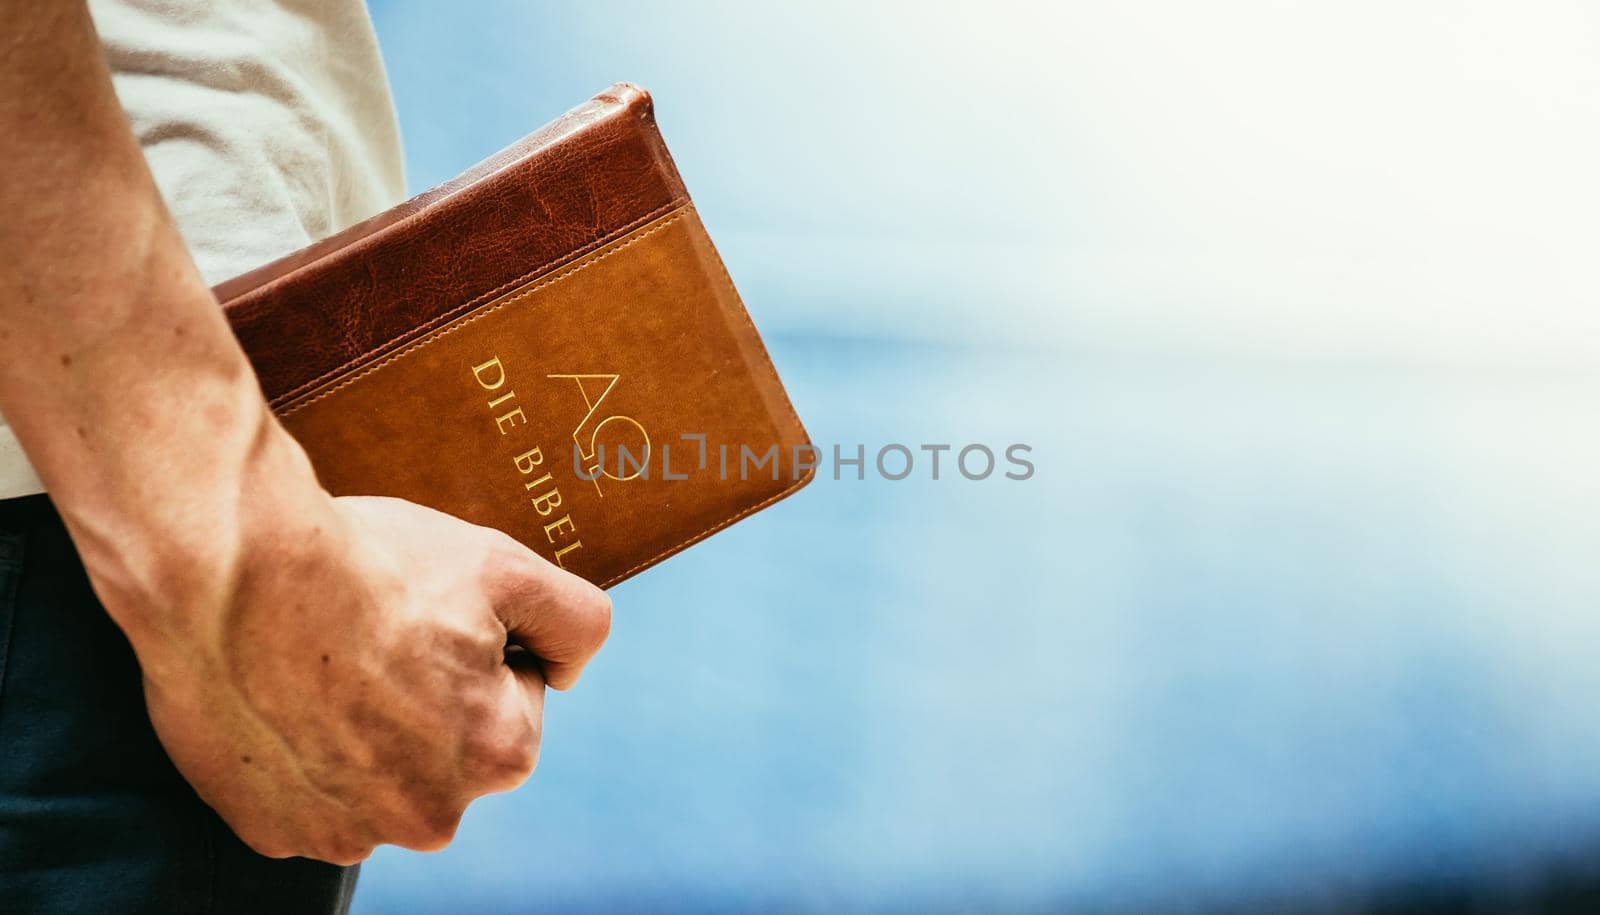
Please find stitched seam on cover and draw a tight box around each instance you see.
[279,208,689,418]
[268,198,687,409]
[595,215,813,587]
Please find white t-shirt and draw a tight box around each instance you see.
[0,0,406,499]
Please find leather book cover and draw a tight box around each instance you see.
[214,84,814,589]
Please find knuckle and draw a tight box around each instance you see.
[402,804,466,852]
[289,823,373,866]
[321,837,375,866]
[220,805,375,866]
[466,718,540,784]
[477,530,513,574]
[233,824,296,861]
[459,692,499,735]
[248,839,296,860]
[494,730,540,780]
[485,529,537,578]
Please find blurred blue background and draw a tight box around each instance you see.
[357,2,1600,912]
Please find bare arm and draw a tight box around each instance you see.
[0,1,281,583]
[0,2,610,863]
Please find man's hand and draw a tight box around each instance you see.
[0,2,610,863]
[138,494,610,865]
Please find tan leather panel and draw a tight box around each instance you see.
[278,206,813,588]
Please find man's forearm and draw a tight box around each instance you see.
[0,2,325,641]
[0,3,612,866]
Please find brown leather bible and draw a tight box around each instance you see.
[215,84,813,589]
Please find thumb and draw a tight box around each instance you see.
[490,539,612,690]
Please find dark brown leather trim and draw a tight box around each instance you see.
[218,83,690,405]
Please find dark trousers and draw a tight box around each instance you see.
[0,496,358,914]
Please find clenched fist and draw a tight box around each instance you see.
[99,491,611,865]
